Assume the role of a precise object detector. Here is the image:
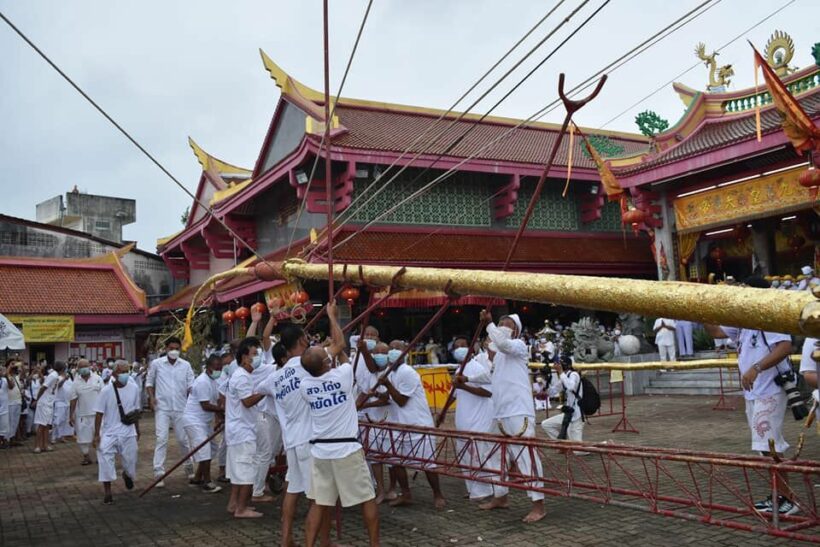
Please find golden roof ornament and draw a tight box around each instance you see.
[695,43,734,91]
[765,30,797,77]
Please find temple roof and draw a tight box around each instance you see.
[0,256,147,317]
[613,66,820,179]
[260,50,648,169]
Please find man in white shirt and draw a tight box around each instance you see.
[0,366,10,447]
[52,372,74,443]
[225,337,265,519]
[378,344,446,510]
[653,318,677,362]
[216,341,239,483]
[300,302,379,546]
[800,337,819,389]
[69,359,103,465]
[182,354,224,493]
[7,363,23,445]
[704,276,796,515]
[540,355,584,442]
[24,370,41,437]
[94,360,140,505]
[259,325,313,545]
[676,320,695,358]
[478,310,545,523]
[146,337,195,485]
[32,361,64,453]
[451,336,494,501]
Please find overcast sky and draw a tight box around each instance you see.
[1,1,816,252]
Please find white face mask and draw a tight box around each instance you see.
[497,326,513,339]
[167,350,180,360]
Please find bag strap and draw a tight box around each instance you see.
[112,383,128,421]
[758,331,791,374]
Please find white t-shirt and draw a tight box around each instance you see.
[25,379,40,407]
[39,371,60,408]
[0,378,8,414]
[300,363,360,460]
[799,337,819,375]
[93,381,140,438]
[653,318,677,347]
[145,356,194,412]
[70,374,103,417]
[252,364,277,416]
[264,356,312,450]
[387,364,433,429]
[354,362,388,422]
[454,358,494,433]
[547,370,583,421]
[225,366,258,446]
[56,378,73,405]
[721,327,791,400]
[183,372,219,428]
[217,367,231,397]
[487,323,535,419]
[8,376,22,404]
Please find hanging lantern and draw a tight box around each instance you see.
[799,168,820,188]
[621,208,647,235]
[340,286,360,305]
[222,310,236,323]
[251,302,267,315]
[235,306,250,320]
[254,261,279,281]
[294,290,310,304]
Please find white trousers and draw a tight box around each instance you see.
[490,416,544,501]
[217,432,227,467]
[540,413,584,441]
[51,402,72,440]
[76,415,95,455]
[253,412,283,497]
[8,403,21,439]
[98,434,138,483]
[152,409,192,476]
[675,321,694,356]
[455,437,494,500]
[658,344,676,362]
[184,423,216,463]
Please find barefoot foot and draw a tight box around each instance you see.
[387,494,412,507]
[522,507,546,523]
[234,509,263,518]
[479,496,509,510]
[434,496,446,510]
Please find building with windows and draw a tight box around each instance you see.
[36,189,136,244]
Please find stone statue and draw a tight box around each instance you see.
[695,43,734,91]
[617,312,653,353]
[570,317,614,363]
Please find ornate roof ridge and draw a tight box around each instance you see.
[188,137,252,177]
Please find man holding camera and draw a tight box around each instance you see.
[704,277,797,515]
[540,355,584,442]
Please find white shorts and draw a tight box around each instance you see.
[185,424,214,463]
[308,449,375,507]
[98,434,138,483]
[227,441,256,485]
[285,443,313,494]
[745,394,789,453]
[34,401,54,427]
[76,415,95,444]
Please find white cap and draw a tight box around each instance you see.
[507,313,522,335]
[802,265,814,276]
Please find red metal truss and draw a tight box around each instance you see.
[359,422,820,543]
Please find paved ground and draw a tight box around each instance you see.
[1,394,818,546]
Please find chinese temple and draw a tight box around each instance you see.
[610,32,820,282]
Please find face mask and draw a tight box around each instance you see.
[387,349,402,365]
[373,354,389,368]
[209,370,222,380]
[117,373,130,385]
[79,367,90,377]
[365,339,377,351]
[452,347,469,362]
[251,354,262,370]
[226,362,238,376]
[497,326,513,339]
[167,350,181,360]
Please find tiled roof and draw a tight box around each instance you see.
[616,91,820,176]
[333,230,653,269]
[0,261,145,316]
[331,106,648,169]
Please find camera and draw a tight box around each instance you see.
[557,404,574,440]
[774,369,809,420]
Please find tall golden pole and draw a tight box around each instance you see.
[280,261,820,337]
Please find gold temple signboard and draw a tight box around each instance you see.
[674,167,814,233]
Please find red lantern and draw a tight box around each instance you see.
[251,302,267,314]
[254,261,278,281]
[295,290,310,304]
[268,296,284,309]
[222,310,236,323]
[799,168,820,188]
[340,286,360,305]
[621,208,647,235]
[235,306,250,320]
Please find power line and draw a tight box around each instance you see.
[599,0,796,129]
[0,10,264,260]
[285,0,374,257]
[327,0,718,254]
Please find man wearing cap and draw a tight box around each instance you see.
[799,266,819,291]
[477,310,545,523]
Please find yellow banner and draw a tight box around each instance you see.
[417,367,455,411]
[6,315,75,343]
[674,167,813,233]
